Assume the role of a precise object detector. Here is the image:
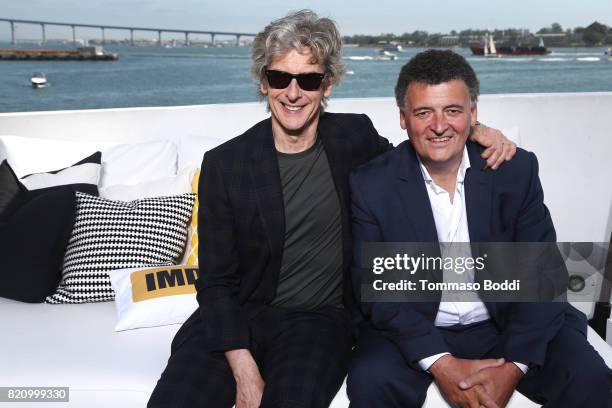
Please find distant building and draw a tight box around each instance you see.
[440,35,460,46]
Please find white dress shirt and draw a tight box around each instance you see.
[416,147,528,374]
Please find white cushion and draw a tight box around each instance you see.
[21,162,100,190]
[0,136,179,188]
[100,140,178,188]
[178,134,227,171]
[109,266,199,331]
[100,167,194,201]
[0,135,112,178]
[1,296,610,408]
[0,297,179,404]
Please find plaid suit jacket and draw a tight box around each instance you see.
[194,112,390,351]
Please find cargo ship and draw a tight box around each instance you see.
[470,35,551,56]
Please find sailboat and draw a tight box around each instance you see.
[471,34,550,56]
[480,33,501,57]
[486,33,498,57]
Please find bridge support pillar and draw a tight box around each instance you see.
[41,24,46,45]
[10,21,15,46]
[236,35,240,47]
[72,25,76,45]
[158,30,162,46]
[102,27,105,44]
[130,29,134,46]
[184,32,189,46]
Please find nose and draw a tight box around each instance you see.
[285,78,301,101]
[430,112,448,135]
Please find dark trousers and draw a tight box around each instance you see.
[347,320,612,408]
[148,305,352,408]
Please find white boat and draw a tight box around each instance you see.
[377,49,397,60]
[484,33,499,58]
[346,55,373,61]
[383,42,403,52]
[30,72,48,88]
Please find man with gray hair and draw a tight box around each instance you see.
[148,10,515,408]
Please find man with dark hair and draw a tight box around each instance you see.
[148,13,517,408]
[348,50,611,408]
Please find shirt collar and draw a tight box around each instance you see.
[418,146,471,194]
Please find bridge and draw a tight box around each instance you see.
[0,18,256,46]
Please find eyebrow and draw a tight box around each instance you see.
[412,103,465,113]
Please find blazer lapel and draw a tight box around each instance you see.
[464,142,495,308]
[395,141,442,310]
[318,114,352,211]
[464,142,493,244]
[395,142,439,243]
[249,120,285,271]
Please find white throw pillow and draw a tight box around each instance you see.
[100,167,194,201]
[0,135,112,178]
[100,140,178,188]
[109,265,199,331]
[20,152,102,193]
[0,136,179,187]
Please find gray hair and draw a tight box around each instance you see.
[251,9,345,106]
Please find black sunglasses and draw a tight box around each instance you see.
[265,69,325,91]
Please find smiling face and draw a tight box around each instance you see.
[260,47,332,142]
[400,79,477,172]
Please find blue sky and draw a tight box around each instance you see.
[2,0,611,40]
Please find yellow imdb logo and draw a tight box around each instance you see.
[130,266,199,302]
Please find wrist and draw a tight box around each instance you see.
[505,362,525,380]
[225,349,256,381]
[429,354,454,377]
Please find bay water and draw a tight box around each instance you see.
[0,44,610,113]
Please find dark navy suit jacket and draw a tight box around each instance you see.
[349,140,586,368]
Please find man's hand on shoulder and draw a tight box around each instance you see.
[458,362,524,408]
[429,354,505,408]
[470,123,517,170]
[225,349,265,408]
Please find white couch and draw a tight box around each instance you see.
[1,93,611,407]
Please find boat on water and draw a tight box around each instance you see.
[383,42,403,52]
[378,49,398,60]
[30,73,48,88]
[346,50,397,62]
[471,35,550,56]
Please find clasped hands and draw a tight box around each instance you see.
[429,355,524,408]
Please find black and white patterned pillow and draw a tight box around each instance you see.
[45,192,196,304]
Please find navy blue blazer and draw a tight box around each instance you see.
[349,140,586,367]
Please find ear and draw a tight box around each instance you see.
[260,80,268,96]
[399,109,408,130]
[323,82,333,98]
[470,102,478,127]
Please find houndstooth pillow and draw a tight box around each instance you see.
[46,192,196,304]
